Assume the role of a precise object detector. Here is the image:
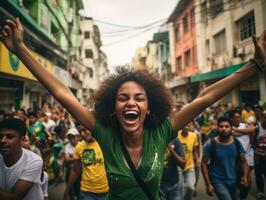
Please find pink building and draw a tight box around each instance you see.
[168,0,199,78]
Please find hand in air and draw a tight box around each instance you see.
[0,18,24,54]
[252,30,266,69]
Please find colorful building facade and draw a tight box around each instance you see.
[0,0,83,110]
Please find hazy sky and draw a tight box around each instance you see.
[81,0,177,70]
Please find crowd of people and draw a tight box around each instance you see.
[0,102,266,200]
[0,102,110,200]
[164,102,266,200]
[0,18,266,200]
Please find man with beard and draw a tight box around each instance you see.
[0,117,43,199]
[201,117,248,200]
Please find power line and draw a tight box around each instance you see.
[50,0,259,50]
[103,22,164,46]
[93,0,256,40]
[101,20,165,37]
[94,18,166,29]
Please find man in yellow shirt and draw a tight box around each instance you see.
[241,105,255,123]
[63,126,109,200]
[178,122,199,200]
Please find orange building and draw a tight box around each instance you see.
[168,0,199,78]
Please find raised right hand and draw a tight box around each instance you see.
[0,18,25,54]
[252,30,266,68]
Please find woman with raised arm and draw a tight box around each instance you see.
[1,18,266,200]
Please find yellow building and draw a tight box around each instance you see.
[0,44,53,110]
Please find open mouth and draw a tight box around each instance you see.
[123,110,139,123]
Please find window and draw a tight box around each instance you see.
[214,30,226,54]
[201,2,208,25]
[51,22,60,44]
[85,49,93,58]
[193,45,197,63]
[88,68,93,78]
[175,25,180,40]
[22,0,38,20]
[84,31,90,39]
[211,0,224,17]
[185,50,191,66]
[177,56,182,70]
[190,8,195,26]
[183,15,189,32]
[40,8,49,31]
[206,39,210,57]
[237,11,256,41]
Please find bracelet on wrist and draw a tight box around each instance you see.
[250,59,263,72]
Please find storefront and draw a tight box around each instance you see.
[0,76,23,111]
[0,43,53,110]
[190,62,262,106]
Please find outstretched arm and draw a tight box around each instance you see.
[233,126,256,136]
[171,31,266,131]
[1,18,96,131]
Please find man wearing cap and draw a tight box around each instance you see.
[0,117,43,199]
[63,126,109,200]
[64,127,80,199]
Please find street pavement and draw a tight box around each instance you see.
[48,173,262,200]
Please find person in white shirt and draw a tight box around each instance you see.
[64,127,80,199]
[43,112,56,132]
[231,110,255,199]
[40,169,49,200]
[0,117,43,200]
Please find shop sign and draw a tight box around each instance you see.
[0,43,53,80]
[53,65,70,86]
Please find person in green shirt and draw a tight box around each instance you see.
[1,18,266,200]
[27,111,51,144]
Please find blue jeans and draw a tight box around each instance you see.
[160,183,183,200]
[182,168,195,200]
[80,191,107,200]
[213,183,238,200]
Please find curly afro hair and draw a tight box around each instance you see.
[94,67,173,129]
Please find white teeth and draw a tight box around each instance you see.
[124,111,138,115]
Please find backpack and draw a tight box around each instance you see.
[209,137,242,183]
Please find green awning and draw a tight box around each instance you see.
[191,62,247,83]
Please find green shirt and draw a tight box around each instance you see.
[28,121,46,140]
[94,118,175,200]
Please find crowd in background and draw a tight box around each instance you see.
[0,101,265,200]
[0,102,83,199]
[165,101,266,200]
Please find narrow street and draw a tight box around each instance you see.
[1,1,266,200]
[48,173,260,200]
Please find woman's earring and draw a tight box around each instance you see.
[147,110,150,115]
